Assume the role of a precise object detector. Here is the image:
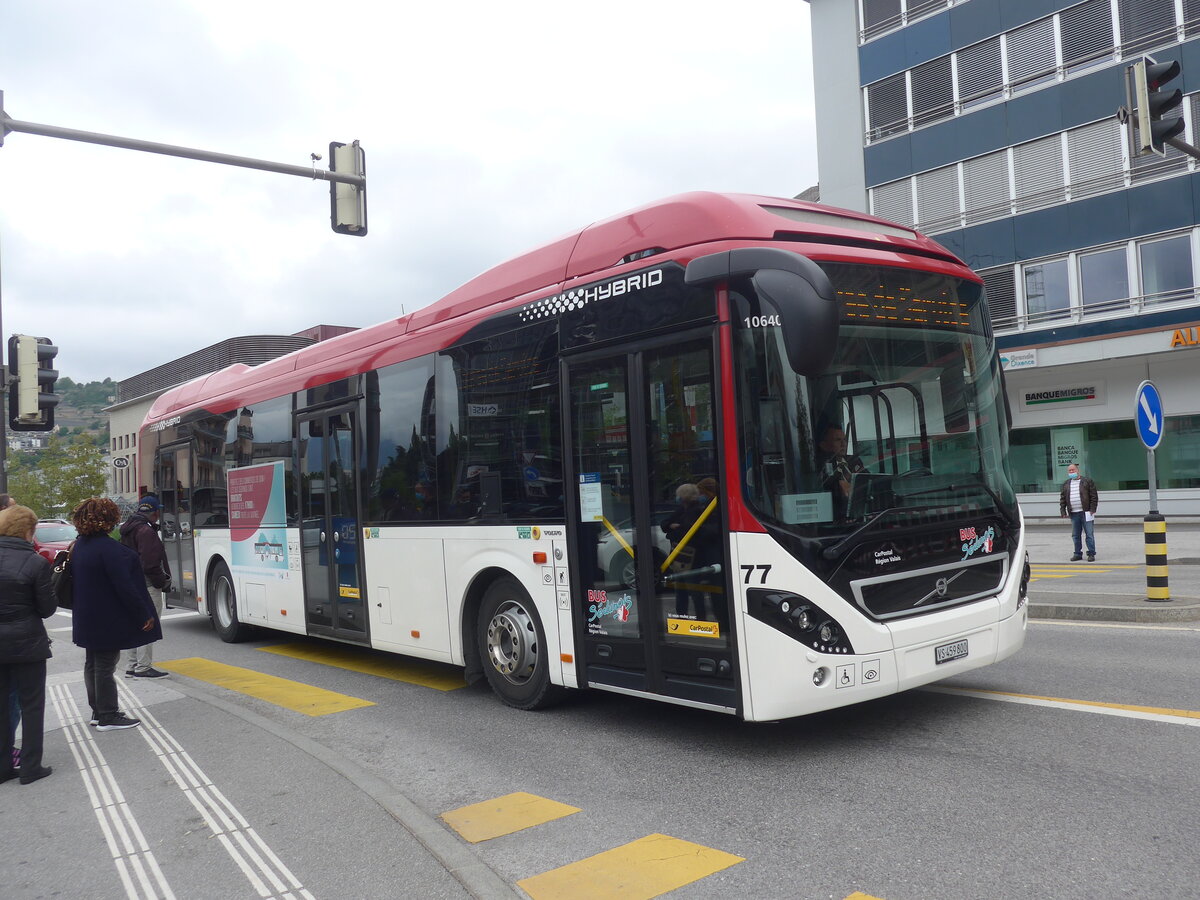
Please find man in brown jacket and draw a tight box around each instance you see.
[118,496,172,678]
[1059,463,1099,561]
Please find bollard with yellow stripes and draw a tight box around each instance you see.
[1144,513,1169,601]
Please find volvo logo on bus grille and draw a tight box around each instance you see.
[916,570,965,607]
[518,268,664,322]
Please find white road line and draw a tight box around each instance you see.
[1032,620,1200,633]
[49,610,201,633]
[117,682,315,900]
[47,684,177,900]
[925,685,1200,727]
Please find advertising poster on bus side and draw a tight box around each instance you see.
[229,460,296,580]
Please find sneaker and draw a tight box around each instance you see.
[1070,555,1082,561]
[125,667,136,678]
[96,714,141,731]
[132,667,169,679]
[1087,555,1096,562]
[88,719,98,727]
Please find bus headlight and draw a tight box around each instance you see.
[747,589,854,655]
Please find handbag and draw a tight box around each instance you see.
[51,546,74,610]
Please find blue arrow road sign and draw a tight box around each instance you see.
[1135,380,1165,450]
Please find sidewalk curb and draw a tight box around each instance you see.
[161,675,522,900]
[1029,602,1200,623]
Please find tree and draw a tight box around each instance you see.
[8,433,107,518]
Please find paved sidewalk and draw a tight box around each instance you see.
[1023,519,1200,623]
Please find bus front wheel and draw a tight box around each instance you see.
[210,561,254,643]
[477,577,564,710]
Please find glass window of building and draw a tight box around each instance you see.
[910,56,952,128]
[1119,0,1178,57]
[1061,0,1115,72]
[866,73,908,140]
[957,36,1002,110]
[861,0,902,36]
[1078,247,1128,312]
[1139,235,1193,303]
[1010,416,1200,492]
[1023,259,1071,321]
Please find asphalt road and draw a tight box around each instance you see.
[6,603,1198,900]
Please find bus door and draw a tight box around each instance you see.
[564,334,736,710]
[156,443,198,609]
[298,407,369,643]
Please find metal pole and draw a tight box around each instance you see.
[1147,448,1159,514]
[1144,449,1169,601]
[0,115,364,186]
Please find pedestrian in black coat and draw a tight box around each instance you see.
[70,498,161,732]
[0,505,56,784]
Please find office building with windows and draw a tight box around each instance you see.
[805,0,1200,515]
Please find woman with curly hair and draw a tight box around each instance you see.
[70,498,161,731]
[0,504,56,784]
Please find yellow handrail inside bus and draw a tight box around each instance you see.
[601,516,636,561]
[661,496,718,573]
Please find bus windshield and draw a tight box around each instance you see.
[734,261,1017,544]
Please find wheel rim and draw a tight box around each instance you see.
[214,575,234,629]
[485,599,538,685]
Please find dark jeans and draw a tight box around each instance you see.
[84,648,122,723]
[1069,511,1096,556]
[0,660,47,775]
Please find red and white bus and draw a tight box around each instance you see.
[140,192,1028,722]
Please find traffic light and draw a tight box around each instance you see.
[7,334,60,432]
[1133,55,1185,157]
[329,140,367,236]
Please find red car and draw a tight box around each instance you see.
[33,520,77,564]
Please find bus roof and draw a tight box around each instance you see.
[145,192,968,425]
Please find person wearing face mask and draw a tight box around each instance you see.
[1059,462,1099,562]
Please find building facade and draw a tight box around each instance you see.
[106,329,355,505]
[806,0,1200,516]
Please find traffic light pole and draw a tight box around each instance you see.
[0,113,364,190]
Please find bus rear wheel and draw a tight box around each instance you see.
[477,577,564,710]
[210,561,254,643]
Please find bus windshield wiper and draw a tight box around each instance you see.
[895,478,1017,530]
[821,506,914,560]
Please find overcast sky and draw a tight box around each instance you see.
[1,1,816,385]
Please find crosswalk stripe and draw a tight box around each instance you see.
[517,833,743,900]
[158,657,374,716]
[258,641,464,691]
[442,792,581,843]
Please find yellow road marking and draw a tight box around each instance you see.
[158,658,374,716]
[517,833,743,900]
[442,792,580,843]
[845,894,886,900]
[927,686,1200,727]
[258,642,464,691]
[1032,565,1138,570]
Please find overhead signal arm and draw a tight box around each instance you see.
[0,90,366,235]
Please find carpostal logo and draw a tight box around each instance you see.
[518,268,664,323]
